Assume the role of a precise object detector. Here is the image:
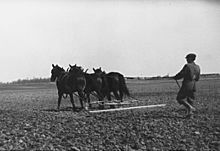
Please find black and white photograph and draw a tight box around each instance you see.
[0,0,219,150]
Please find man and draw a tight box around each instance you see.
[172,53,201,116]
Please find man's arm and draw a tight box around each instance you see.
[173,65,187,80]
[195,65,201,81]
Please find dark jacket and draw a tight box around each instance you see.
[174,62,200,92]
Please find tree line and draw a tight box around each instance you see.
[1,73,219,85]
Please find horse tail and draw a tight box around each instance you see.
[101,75,110,97]
[119,74,130,96]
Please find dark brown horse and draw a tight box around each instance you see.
[93,68,130,102]
[69,65,104,108]
[50,64,86,110]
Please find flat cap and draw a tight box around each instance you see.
[185,53,196,60]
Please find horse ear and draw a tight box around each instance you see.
[69,64,72,67]
[52,64,55,67]
[99,67,101,70]
[93,68,95,72]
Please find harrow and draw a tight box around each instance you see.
[87,95,166,113]
[73,92,166,113]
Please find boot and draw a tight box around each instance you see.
[182,100,194,117]
[187,98,196,112]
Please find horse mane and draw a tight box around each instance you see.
[53,64,65,72]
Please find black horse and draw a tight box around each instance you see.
[93,68,130,102]
[69,65,104,108]
[50,64,86,110]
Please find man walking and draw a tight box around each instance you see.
[173,53,201,117]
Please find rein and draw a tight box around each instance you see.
[175,80,181,89]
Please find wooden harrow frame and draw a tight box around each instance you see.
[73,92,166,113]
[87,97,166,113]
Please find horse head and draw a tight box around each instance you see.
[69,64,84,75]
[93,67,106,76]
[50,64,65,82]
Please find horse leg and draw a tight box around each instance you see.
[119,89,124,102]
[107,92,111,101]
[69,93,76,111]
[95,90,103,101]
[96,90,105,109]
[103,87,111,101]
[87,93,92,109]
[57,92,62,111]
[113,90,120,101]
[78,91,85,109]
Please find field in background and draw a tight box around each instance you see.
[0,78,219,150]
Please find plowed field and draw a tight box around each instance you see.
[0,78,219,150]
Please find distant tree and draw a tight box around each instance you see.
[10,77,50,84]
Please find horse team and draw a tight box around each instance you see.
[50,64,130,111]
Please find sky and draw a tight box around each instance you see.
[0,0,220,82]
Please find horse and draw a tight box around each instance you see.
[69,65,104,108]
[50,64,86,111]
[93,68,130,102]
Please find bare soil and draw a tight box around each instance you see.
[0,78,219,150]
